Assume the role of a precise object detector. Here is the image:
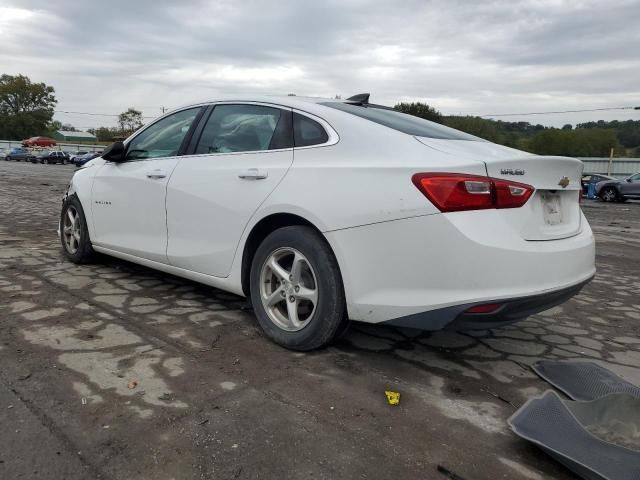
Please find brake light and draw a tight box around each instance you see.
[412,173,534,212]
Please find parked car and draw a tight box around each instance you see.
[73,152,101,167]
[70,151,88,163]
[59,94,595,350]
[596,173,640,202]
[581,174,616,195]
[35,150,70,165]
[22,136,57,147]
[5,147,34,162]
[0,147,7,160]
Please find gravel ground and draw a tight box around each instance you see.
[0,160,639,480]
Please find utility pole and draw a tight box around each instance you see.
[607,147,614,176]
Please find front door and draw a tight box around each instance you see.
[620,173,640,196]
[166,103,294,277]
[91,107,202,263]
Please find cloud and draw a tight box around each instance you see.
[1,0,638,128]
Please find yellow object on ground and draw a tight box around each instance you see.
[385,391,400,405]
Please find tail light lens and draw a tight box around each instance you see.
[464,303,503,314]
[412,173,534,212]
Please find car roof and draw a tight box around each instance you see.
[170,95,347,117]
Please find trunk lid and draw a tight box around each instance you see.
[415,138,584,241]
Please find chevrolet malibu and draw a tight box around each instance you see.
[59,94,596,350]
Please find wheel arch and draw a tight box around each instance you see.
[240,212,343,297]
[63,164,101,240]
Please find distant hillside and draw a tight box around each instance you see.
[394,102,639,157]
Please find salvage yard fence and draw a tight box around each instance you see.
[579,158,640,178]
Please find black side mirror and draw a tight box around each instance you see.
[626,178,632,183]
[102,141,126,162]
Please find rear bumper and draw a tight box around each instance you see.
[325,210,596,328]
[384,276,592,330]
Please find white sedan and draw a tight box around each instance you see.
[59,94,595,350]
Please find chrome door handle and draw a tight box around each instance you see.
[146,170,167,179]
[238,168,268,180]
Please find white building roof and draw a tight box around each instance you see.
[58,130,96,138]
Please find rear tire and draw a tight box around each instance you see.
[249,226,347,351]
[60,195,95,264]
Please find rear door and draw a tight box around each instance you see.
[91,107,203,262]
[166,103,294,277]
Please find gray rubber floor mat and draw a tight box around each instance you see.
[532,360,640,401]
[509,391,640,480]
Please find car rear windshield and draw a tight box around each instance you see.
[321,102,480,141]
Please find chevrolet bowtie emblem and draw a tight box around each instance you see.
[558,176,570,188]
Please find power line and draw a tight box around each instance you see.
[479,106,640,118]
[53,104,640,124]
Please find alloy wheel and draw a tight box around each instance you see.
[602,188,616,202]
[259,247,318,331]
[62,206,81,254]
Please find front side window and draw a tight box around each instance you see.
[125,107,200,161]
[293,113,328,147]
[195,104,287,154]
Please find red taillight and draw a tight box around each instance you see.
[492,178,534,209]
[464,303,503,314]
[412,173,534,212]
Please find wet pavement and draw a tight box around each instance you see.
[0,161,639,480]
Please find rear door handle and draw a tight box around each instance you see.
[146,170,167,179]
[238,168,268,180]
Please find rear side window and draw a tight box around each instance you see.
[293,113,329,147]
[321,102,479,141]
[195,104,289,154]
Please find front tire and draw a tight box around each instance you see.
[249,226,347,351]
[60,195,94,264]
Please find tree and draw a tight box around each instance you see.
[444,116,501,142]
[0,74,57,139]
[118,108,144,135]
[394,102,442,123]
[529,128,619,156]
[61,123,77,131]
[95,126,120,142]
[48,119,62,135]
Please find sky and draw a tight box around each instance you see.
[1,0,639,130]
